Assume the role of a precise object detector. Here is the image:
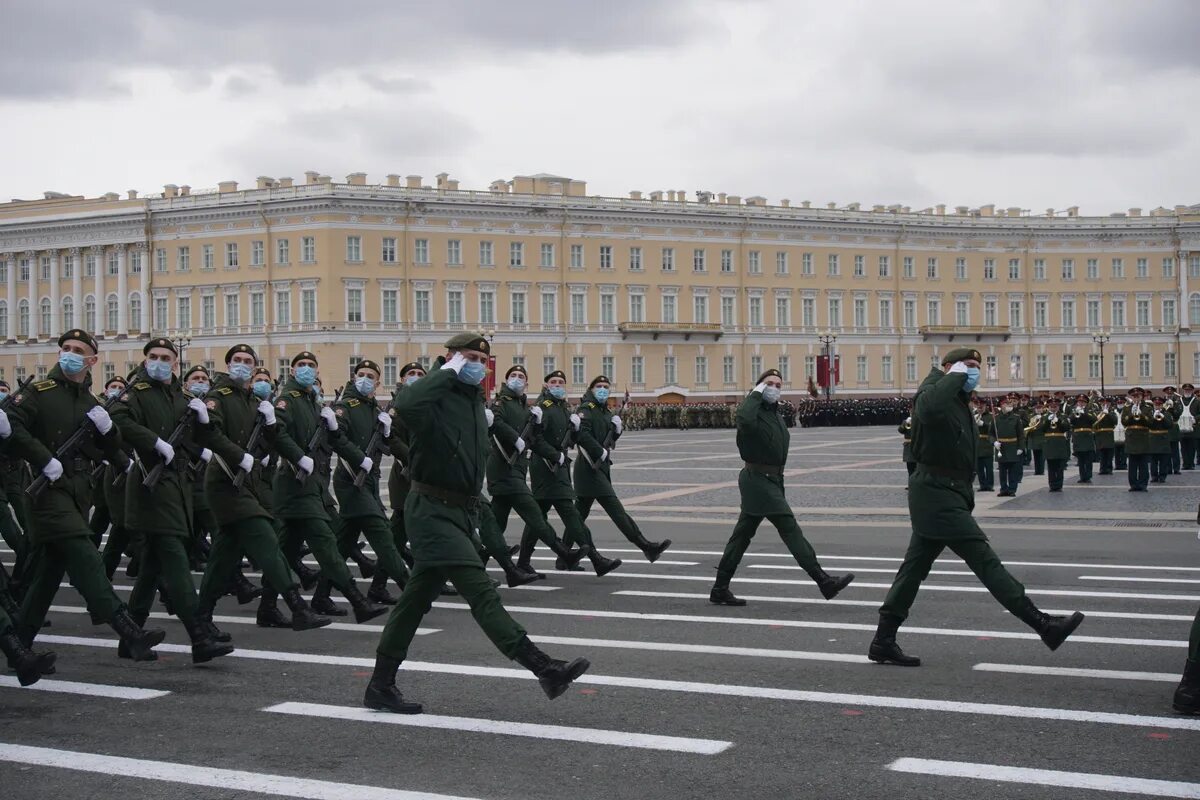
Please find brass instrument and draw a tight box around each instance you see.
[1154,409,1165,422]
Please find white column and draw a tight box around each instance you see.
[138,244,149,334]
[116,246,128,337]
[48,251,60,337]
[25,251,38,340]
[4,254,14,340]
[70,248,82,332]
[93,247,103,335]
[1179,249,1189,330]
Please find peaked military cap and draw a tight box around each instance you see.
[354,359,382,376]
[106,375,128,388]
[756,368,782,384]
[505,364,528,379]
[941,347,981,365]
[1075,394,1088,402]
[291,351,318,367]
[400,361,426,376]
[588,375,611,389]
[252,366,272,379]
[0,380,9,390]
[183,365,210,380]
[1183,383,1195,390]
[1129,386,1145,394]
[1163,385,1177,393]
[143,337,177,356]
[544,369,567,383]
[224,343,257,364]
[445,331,490,354]
[58,328,98,354]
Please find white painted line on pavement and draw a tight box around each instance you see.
[1078,575,1200,585]
[0,743,486,800]
[264,701,733,755]
[748,564,975,576]
[973,663,1179,683]
[44,604,447,636]
[0,675,168,700]
[887,757,1200,798]
[529,555,700,566]
[530,634,870,664]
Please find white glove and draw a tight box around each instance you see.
[570,413,581,431]
[200,448,212,462]
[238,453,254,473]
[530,406,543,423]
[0,408,9,439]
[260,455,270,467]
[377,411,392,437]
[993,441,1002,451]
[557,452,565,466]
[257,400,276,426]
[297,455,314,475]
[611,415,622,434]
[360,456,374,472]
[514,436,526,453]
[42,458,63,482]
[484,409,494,428]
[947,361,970,375]
[153,437,175,465]
[753,382,769,395]
[600,448,609,462]
[320,406,338,431]
[1017,449,1023,455]
[86,405,113,434]
[188,397,209,424]
[124,459,134,473]
[441,352,467,374]
[1196,527,1200,541]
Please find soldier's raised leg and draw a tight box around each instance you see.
[1173,605,1200,714]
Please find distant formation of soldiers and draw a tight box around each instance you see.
[621,396,910,429]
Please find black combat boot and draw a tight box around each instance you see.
[367,573,398,605]
[709,577,746,606]
[516,537,538,573]
[255,589,293,629]
[362,653,422,714]
[497,552,541,588]
[282,587,331,631]
[345,584,388,624]
[633,534,672,564]
[512,636,591,700]
[349,542,377,579]
[587,550,623,577]
[195,599,232,643]
[228,571,262,605]
[310,578,348,616]
[291,558,320,591]
[1013,597,1085,651]
[1173,659,1200,714]
[185,619,234,664]
[868,614,921,666]
[117,611,157,661]
[808,568,856,600]
[0,631,56,686]
[109,607,166,662]
[550,540,589,571]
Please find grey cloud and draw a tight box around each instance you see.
[360,75,431,95]
[223,75,256,97]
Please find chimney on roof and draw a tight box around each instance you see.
[666,190,676,202]
[305,171,320,185]
[800,201,811,209]
[717,192,727,204]
[180,185,191,196]
[406,174,422,189]
[629,190,642,200]
[826,202,837,210]
[1128,207,1142,217]
[1176,205,1189,214]
[489,180,508,193]
[435,172,449,188]
[936,204,946,215]
[386,174,401,187]
[1007,207,1022,217]
[780,199,790,208]
[126,190,138,200]
[727,195,741,205]
[676,189,686,203]
[649,190,663,202]
[256,176,274,189]
[347,172,367,186]
[103,192,119,201]
[277,177,293,188]
[218,181,238,193]
[846,202,860,211]
[446,179,459,191]
[873,205,885,213]
[746,196,766,207]
[1046,208,1055,217]
[163,184,178,198]
[1067,206,1079,217]
[979,204,994,217]
[955,206,969,215]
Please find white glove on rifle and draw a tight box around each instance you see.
[238,453,254,473]
[42,458,63,482]
[297,455,314,476]
[124,458,134,473]
[154,437,175,465]
[260,455,270,467]
[200,448,212,462]
[530,406,543,423]
[611,415,622,434]
[484,409,494,428]
[514,436,526,453]
[1016,449,1023,455]
[600,448,609,463]
[557,452,565,466]
[377,411,392,437]
[570,413,581,431]
[188,397,210,424]
[0,408,10,439]
[441,352,467,374]
[320,406,338,431]
[360,456,374,473]
[86,405,113,435]
[257,400,276,426]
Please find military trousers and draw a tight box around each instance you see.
[279,516,356,595]
[1189,604,1200,662]
[388,494,411,556]
[1032,448,1045,475]
[1098,448,1115,474]
[1182,438,1197,470]
[1075,453,1094,482]
[18,536,123,638]
[1127,453,1150,490]
[476,502,512,561]
[577,494,648,548]
[522,498,595,553]
[375,563,526,663]
[1151,453,1170,482]
[1115,444,1127,470]
[880,532,1027,623]
[198,516,297,609]
[1046,458,1067,491]
[101,523,135,579]
[1170,441,1182,474]
[335,514,410,586]
[128,534,198,624]
[905,462,916,476]
[975,456,994,491]
[715,512,819,585]
[493,492,562,553]
[0,501,28,585]
[998,462,1021,494]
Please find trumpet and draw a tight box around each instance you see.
[973,412,983,426]
[1073,407,1084,417]
[1165,398,1175,410]
[1154,409,1165,421]
[1132,404,1142,417]
[1048,413,1058,425]
[903,416,912,428]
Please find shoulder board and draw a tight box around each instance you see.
[288,390,302,398]
[585,402,596,409]
[541,399,553,407]
[347,398,361,407]
[216,387,233,395]
[133,382,151,390]
[34,380,56,391]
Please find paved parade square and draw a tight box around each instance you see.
[2,424,1197,800]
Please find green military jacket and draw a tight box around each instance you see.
[1120,403,1153,455]
[331,382,390,520]
[271,377,360,520]
[1026,411,1046,451]
[203,373,277,525]
[993,411,1026,463]
[111,369,206,538]
[1068,409,1097,453]
[1148,407,1172,454]
[396,361,488,571]
[735,388,791,516]
[485,384,534,497]
[899,418,914,463]
[909,368,974,477]
[1038,414,1072,460]
[974,412,993,459]
[1092,409,1118,450]
[573,389,618,499]
[4,365,127,543]
[386,385,414,514]
[529,389,577,501]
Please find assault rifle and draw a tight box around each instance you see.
[352,395,396,488]
[232,388,280,492]
[584,395,628,470]
[504,405,539,466]
[27,391,123,500]
[0,375,34,412]
[142,407,197,490]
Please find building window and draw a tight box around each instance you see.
[750,355,763,381]
[926,257,938,279]
[748,296,763,327]
[345,236,362,262]
[107,295,120,330]
[722,295,736,326]
[1136,258,1149,278]
[1086,258,1098,279]
[1087,353,1101,380]
[414,238,432,265]
[881,355,893,384]
[1113,353,1126,379]
[1086,299,1101,328]
[661,247,675,272]
[879,255,891,278]
[479,241,494,267]
[382,237,397,263]
[853,298,867,328]
[295,236,312,263]
[224,294,239,328]
[602,355,615,381]
[1009,299,1022,329]
[153,248,166,274]
[346,288,363,323]
[852,254,865,277]
[1163,257,1176,278]
[856,355,868,383]
[413,289,431,324]
[984,299,997,326]
[570,292,586,325]
[39,298,51,334]
[955,299,969,326]
[448,289,464,324]
[198,245,212,270]
[380,357,398,388]
[173,296,187,331]
[776,296,790,327]
[106,252,119,276]
[903,256,915,279]
[1136,299,1151,326]
[1061,298,1076,328]
[61,296,73,330]
[828,254,839,276]
[600,292,615,325]
[777,252,790,276]
[721,249,734,273]
[980,259,993,281]
[631,356,644,384]
[540,243,555,268]
[1163,297,1177,328]
[301,289,316,323]
[250,292,264,327]
[83,254,96,277]
[802,297,815,327]
[1138,352,1151,379]
[664,356,677,385]
[879,298,892,329]
[275,292,289,326]
[510,291,526,324]
[905,355,917,383]
[447,240,462,266]
[801,253,812,276]
[16,258,29,282]
[1111,258,1124,279]
[200,295,215,330]
[1190,293,1200,327]
[624,246,637,271]
[926,299,940,326]
[1007,258,1020,280]
[380,289,398,324]
[1112,298,1126,327]
[722,355,735,384]
[1062,354,1075,380]
[1035,354,1048,380]
[828,297,842,328]
[693,295,708,324]
[542,356,555,378]
[571,356,586,385]
[277,238,290,264]
[629,293,645,323]
[570,244,584,268]
[223,242,238,269]
[509,242,524,267]
[693,249,706,273]
[250,240,264,267]
[662,294,677,324]
[541,292,557,326]
[903,299,916,329]
[1190,256,1200,279]
[479,289,496,325]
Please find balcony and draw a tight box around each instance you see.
[919,325,1011,342]
[617,321,723,341]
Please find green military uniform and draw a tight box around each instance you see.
[1166,392,1183,474]
[1178,388,1200,470]
[573,378,670,563]
[993,405,1026,496]
[712,370,851,606]
[1093,406,1118,474]
[1028,407,1047,475]
[1148,401,1173,482]
[1038,411,1072,491]
[973,407,994,491]
[0,381,32,590]
[1121,398,1153,490]
[1067,401,1096,482]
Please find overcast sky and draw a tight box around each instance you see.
[2,0,1197,215]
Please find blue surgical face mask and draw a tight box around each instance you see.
[145,359,173,382]
[963,366,981,393]
[189,382,209,398]
[763,386,782,404]
[404,374,422,386]
[506,376,526,393]
[593,387,610,403]
[458,361,486,386]
[314,391,324,405]
[105,387,123,399]
[293,365,317,387]
[549,386,566,400]
[252,380,272,399]
[0,391,8,402]
[59,352,86,376]
[355,376,375,395]
[228,363,253,383]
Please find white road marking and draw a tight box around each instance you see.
[528,555,700,566]
[0,743,487,800]
[46,603,442,635]
[263,701,733,755]
[529,634,871,664]
[973,663,1180,683]
[1078,575,1200,585]
[748,564,975,576]
[0,676,168,700]
[887,757,1200,798]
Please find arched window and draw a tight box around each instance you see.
[39,298,51,335]
[106,294,119,332]
[84,295,97,333]
[17,299,29,338]
[61,296,74,330]
[0,301,8,339]
[129,293,142,332]
[1189,293,1200,327]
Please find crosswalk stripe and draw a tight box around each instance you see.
[0,676,168,700]
[1078,575,1200,585]
[887,757,1200,798]
[973,663,1180,683]
[0,742,485,800]
[748,564,975,576]
[530,634,870,663]
[45,604,442,636]
[263,701,733,755]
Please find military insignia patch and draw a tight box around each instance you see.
[133,383,150,391]
[217,387,232,395]
[275,399,288,409]
[542,399,552,407]
[34,380,55,392]
[205,399,217,410]
[120,393,130,402]
[348,399,360,408]
[335,407,345,417]
[388,408,396,417]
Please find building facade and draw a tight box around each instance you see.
[1,171,1198,399]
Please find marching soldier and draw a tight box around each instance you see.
[1028,398,1047,476]
[973,397,994,492]
[1038,406,1071,492]
[1114,395,1129,471]
[382,361,423,601]
[1121,388,1152,491]
[1093,397,1118,475]
[364,332,590,714]
[899,414,915,477]
[869,348,1084,667]
[993,394,1025,497]
[1179,383,1199,470]
[573,375,671,563]
[710,369,854,606]
[0,380,30,593]
[1165,387,1183,475]
[7,329,166,661]
[1175,518,1199,713]
[98,375,137,579]
[1149,395,1173,483]
[195,344,329,632]
[1068,395,1096,484]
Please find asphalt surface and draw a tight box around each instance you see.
[1,425,1198,799]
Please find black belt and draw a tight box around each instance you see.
[411,481,482,512]
[744,461,783,476]
[916,463,973,482]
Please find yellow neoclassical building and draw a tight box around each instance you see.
[0,170,1198,399]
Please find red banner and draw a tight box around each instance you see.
[484,355,497,397]
[817,354,841,387]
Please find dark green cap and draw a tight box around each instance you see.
[942,347,982,365]
[445,331,490,354]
